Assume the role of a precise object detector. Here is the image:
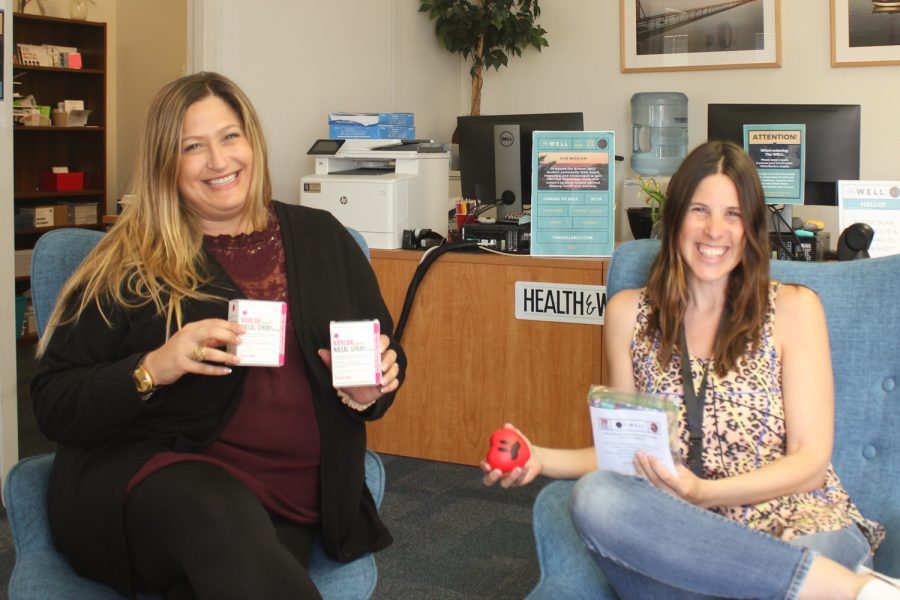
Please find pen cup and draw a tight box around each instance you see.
[51,110,68,127]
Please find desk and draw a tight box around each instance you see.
[368,249,609,466]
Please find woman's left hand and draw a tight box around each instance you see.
[634,451,708,506]
[318,334,400,409]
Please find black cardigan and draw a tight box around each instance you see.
[31,202,405,597]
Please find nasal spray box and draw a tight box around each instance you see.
[329,319,382,387]
[227,300,287,367]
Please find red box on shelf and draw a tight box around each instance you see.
[40,172,85,192]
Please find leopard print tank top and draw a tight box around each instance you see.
[632,281,884,549]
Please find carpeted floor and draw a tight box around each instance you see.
[1,345,549,599]
[374,454,546,599]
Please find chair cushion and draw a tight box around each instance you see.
[4,451,386,599]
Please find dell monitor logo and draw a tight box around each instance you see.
[498,130,515,147]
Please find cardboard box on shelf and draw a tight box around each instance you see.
[63,202,98,225]
[25,304,37,336]
[22,206,70,228]
[14,250,33,278]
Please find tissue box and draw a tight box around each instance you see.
[24,205,69,228]
[40,172,84,192]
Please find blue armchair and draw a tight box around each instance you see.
[527,239,900,599]
[5,227,384,600]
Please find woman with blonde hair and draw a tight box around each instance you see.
[33,72,404,599]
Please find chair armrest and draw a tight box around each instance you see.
[364,449,385,508]
[4,454,57,554]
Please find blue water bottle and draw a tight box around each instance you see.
[630,92,688,177]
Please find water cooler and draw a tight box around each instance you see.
[630,92,688,176]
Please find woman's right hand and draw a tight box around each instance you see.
[481,424,543,488]
[141,318,245,386]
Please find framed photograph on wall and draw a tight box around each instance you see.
[620,0,781,73]
[831,0,900,67]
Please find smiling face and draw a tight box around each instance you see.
[177,95,254,235]
[678,173,745,289]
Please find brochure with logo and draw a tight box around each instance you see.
[587,385,681,476]
[530,131,615,257]
[838,180,900,258]
[743,124,806,205]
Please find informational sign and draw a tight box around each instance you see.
[514,281,606,325]
[838,180,900,258]
[530,131,615,257]
[743,124,805,205]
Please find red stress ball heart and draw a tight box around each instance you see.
[486,428,531,473]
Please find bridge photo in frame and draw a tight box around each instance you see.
[620,0,781,72]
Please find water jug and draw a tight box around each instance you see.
[630,92,688,177]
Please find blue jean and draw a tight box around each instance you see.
[569,470,872,600]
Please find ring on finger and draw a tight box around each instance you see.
[190,345,207,362]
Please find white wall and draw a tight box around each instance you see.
[200,0,900,241]
[116,0,187,200]
[1,0,20,480]
[195,0,460,205]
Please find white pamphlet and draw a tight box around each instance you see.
[587,385,680,476]
[589,406,677,476]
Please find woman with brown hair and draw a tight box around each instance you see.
[484,141,897,599]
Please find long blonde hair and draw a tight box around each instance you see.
[38,72,273,355]
[644,140,770,377]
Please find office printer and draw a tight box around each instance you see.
[300,139,450,249]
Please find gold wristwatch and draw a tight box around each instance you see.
[132,354,157,401]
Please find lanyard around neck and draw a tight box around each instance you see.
[679,307,729,478]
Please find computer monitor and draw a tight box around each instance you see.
[707,104,861,206]
[457,112,584,218]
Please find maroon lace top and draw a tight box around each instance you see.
[127,216,322,524]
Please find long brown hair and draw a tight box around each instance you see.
[644,140,769,376]
[38,72,273,355]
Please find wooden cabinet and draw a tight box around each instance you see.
[367,249,608,466]
[12,13,106,343]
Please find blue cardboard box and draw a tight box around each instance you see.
[15,296,26,339]
[328,123,416,140]
[328,112,414,126]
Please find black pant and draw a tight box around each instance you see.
[124,461,323,600]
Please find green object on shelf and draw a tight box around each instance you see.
[15,296,27,339]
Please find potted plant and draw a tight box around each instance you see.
[419,0,549,116]
[627,177,666,239]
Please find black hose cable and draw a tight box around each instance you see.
[768,205,811,261]
[394,240,479,342]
